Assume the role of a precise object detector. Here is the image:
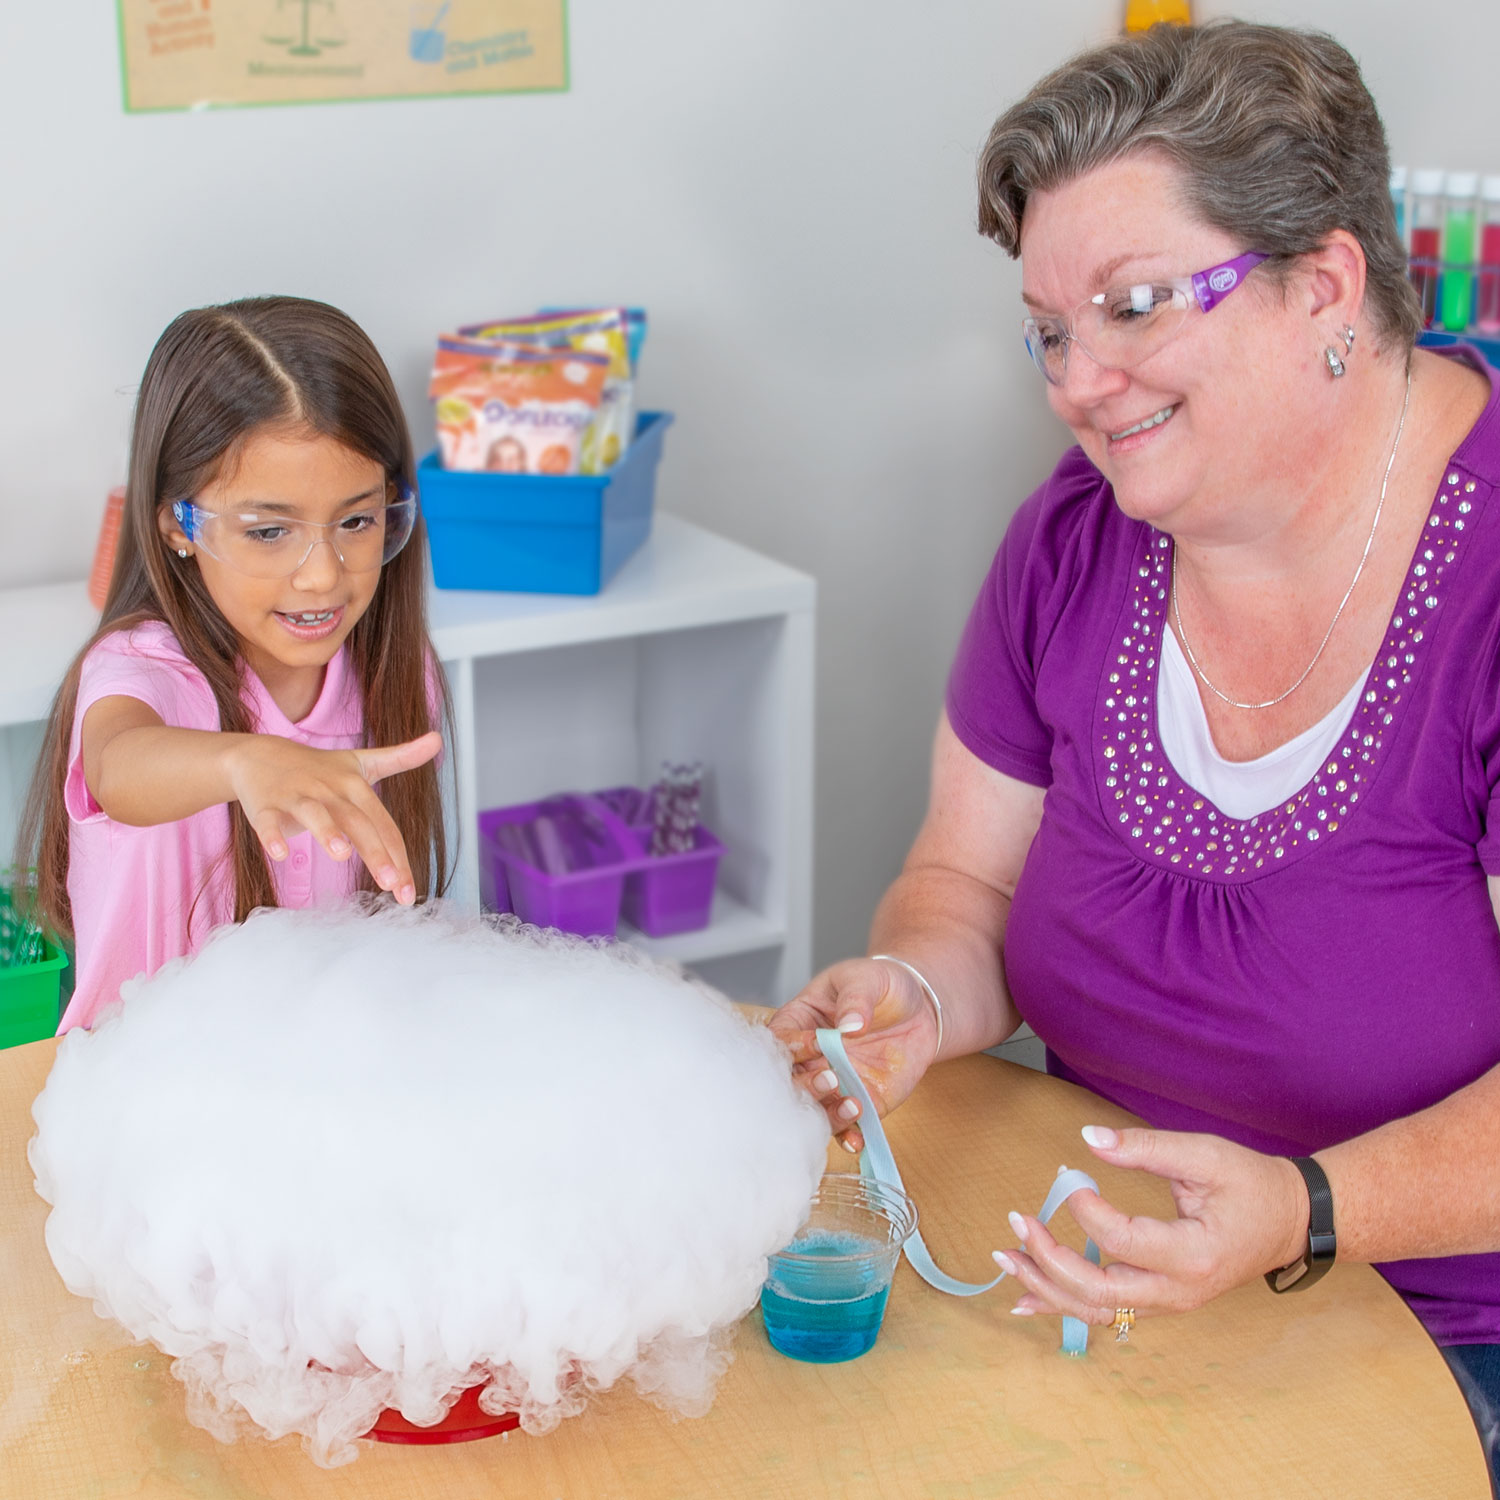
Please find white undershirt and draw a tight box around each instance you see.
[1156,626,1367,819]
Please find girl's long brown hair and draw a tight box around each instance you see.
[14,296,453,941]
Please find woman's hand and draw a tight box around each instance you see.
[993,1126,1309,1330]
[226,731,443,905]
[769,957,942,1154]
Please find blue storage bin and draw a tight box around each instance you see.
[418,411,673,595]
[1419,330,1500,365]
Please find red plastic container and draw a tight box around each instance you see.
[368,1384,520,1446]
[88,486,126,610]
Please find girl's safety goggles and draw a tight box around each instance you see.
[172,480,418,580]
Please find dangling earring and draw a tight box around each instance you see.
[1324,324,1355,379]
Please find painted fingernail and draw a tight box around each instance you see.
[1082,1125,1119,1149]
[815,1070,839,1095]
[992,1250,1019,1276]
[1010,1305,1035,1317]
[837,1013,865,1034]
[840,1135,861,1154]
[837,1099,859,1121]
[398,884,416,906]
[268,842,287,861]
[329,838,350,858]
[1007,1211,1029,1241]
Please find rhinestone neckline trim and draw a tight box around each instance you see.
[1098,468,1482,880]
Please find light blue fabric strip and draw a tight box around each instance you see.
[815,1028,1101,1356]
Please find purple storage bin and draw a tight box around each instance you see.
[593,785,655,825]
[477,796,638,938]
[621,825,725,937]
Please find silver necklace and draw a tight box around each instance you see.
[1171,369,1413,712]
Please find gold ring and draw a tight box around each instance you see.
[1112,1307,1136,1343]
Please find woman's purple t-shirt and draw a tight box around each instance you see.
[946,352,1500,1345]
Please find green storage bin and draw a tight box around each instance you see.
[0,890,66,1049]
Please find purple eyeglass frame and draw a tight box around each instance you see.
[1023,250,1270,383]
[1187,250,1270,312]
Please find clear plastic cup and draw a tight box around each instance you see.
[760,1173,918,1363]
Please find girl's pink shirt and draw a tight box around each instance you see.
[59,621,365,1033]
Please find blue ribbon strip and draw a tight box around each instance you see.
[815,1028,1102,1356]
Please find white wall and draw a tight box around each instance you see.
[3,1,1498,972]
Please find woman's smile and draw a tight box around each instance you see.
[1107,403,1179,443]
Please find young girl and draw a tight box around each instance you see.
[14,296,452,1033]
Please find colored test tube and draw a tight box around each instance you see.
[1408,169,1445,329]
[1389,166,1408,252]
[1477,176,1500,336]
[1440,171,1480,334]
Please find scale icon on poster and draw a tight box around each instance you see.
[261,0,346,57]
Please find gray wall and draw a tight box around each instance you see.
[2,0,1497,972]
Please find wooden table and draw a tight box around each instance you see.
[0,1036,1486,1497]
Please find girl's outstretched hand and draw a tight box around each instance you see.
[227,731,443,905]
[769,957,941,1154]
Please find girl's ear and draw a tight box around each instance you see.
[158,502,192,556]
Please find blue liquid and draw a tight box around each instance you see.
[761,1230,893,1363]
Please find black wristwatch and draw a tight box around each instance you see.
[1265,1156,1337,1293]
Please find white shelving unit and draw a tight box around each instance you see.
[0,516,817,1006]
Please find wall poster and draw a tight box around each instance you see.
[117,0,568,111]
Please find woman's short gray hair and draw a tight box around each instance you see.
[977,21,1421,353]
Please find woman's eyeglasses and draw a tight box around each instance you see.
[1022,251,1269,386]
[172,481,418,580]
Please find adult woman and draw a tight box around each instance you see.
[771,20,1500,1481]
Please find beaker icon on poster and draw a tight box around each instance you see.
[410,3,450,63]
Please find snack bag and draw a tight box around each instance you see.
[429,338,609,474]
[459,309,634,475]
[541,306,648,373]
[622,308,647,373]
